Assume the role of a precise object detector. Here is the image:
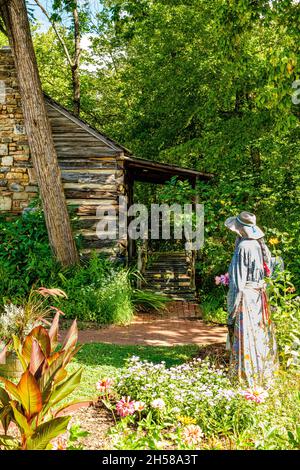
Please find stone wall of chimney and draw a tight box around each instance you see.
[0,47,38,213]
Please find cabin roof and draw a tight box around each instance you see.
[45,95,213,183]
[45,94,132,156]
[119,155,214,184]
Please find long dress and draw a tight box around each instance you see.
[227,237,278,388]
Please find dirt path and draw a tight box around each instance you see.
[68,316,227,347]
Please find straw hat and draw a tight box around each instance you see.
[225,211,264,240]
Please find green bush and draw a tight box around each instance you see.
[267,270,300,371]
[0,210,134,325]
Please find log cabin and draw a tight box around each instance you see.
[0,46,213,296]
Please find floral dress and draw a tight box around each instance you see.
[227,237,278,388]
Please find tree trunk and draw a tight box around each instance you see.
[0,0,79,266]
[72,2,81,116]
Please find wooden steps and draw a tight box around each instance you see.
[143,252,196,301]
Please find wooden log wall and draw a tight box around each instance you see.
[46,102,127,255]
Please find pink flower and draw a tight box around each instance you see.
[116,396,136,417]
[51,436,68,450]
[96,378,113,393]
[134,401,146,412]
[181,424,203,447]
[242,388,269,404]
[216,273,230,286]
[151,398,166,410]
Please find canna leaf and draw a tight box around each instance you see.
[0,377,21,402]
[29,339,46,378]
[43,368,82,414]
[10,401,33,437]
[22,326,51,362]
[0,387,10,406]
[26,416,70,450]
[53,399,90,418]
[62,319,78,353]
[0,434,19,449]
[48,312,60,349]
[0,404,13,435]
[12,335,28,371]
[17,370,43,419]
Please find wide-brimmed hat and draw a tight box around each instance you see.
[225,211,264,240]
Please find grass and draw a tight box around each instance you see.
[68,343,199,401]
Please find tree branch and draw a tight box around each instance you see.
[33,0,74,68]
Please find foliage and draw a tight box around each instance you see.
[96,355,300,450]
[131,289,171,313]
[267,271,300,371]
[0,315,82,450]
[0,209,60,301]
[200,291,227,325]
[55,263,134,324]
[0,210,133,325]
[0,288,67,347]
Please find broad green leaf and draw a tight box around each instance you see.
[26,416,70,450]
[0,377,21,402]
[0,404,13,435]
[17,370,43,419]
[43,368,82,414]
[0,387,10,406]
[10,401,33,438]
[0,434,19,449]
[12,335,28,370]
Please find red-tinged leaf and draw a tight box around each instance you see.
[54,400,90,417]
[0,404,13,435]
[53,368,67,385]
[62,319,78,352]
[22,326,51,361]
[0,377,21,402]
[29,339,46,377]
[0,387,10,406]
[47,352,62,366]
[10,401,33,437]
[48,312,60,349]
[0,344,8,365]
[62,345,82,367]
[50,306,65,316]
[37,287,68,299]
[17,370,43,419]
[39,354,65,401]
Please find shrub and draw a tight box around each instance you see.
[0,210,135,325]
[0,315,82,450]
[267,270,300,371]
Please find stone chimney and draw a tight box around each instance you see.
[0,47,37,213]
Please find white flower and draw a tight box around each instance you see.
[151,398,166,410]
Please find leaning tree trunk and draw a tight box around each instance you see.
[0,0,79,266]
[72,1,81,116]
